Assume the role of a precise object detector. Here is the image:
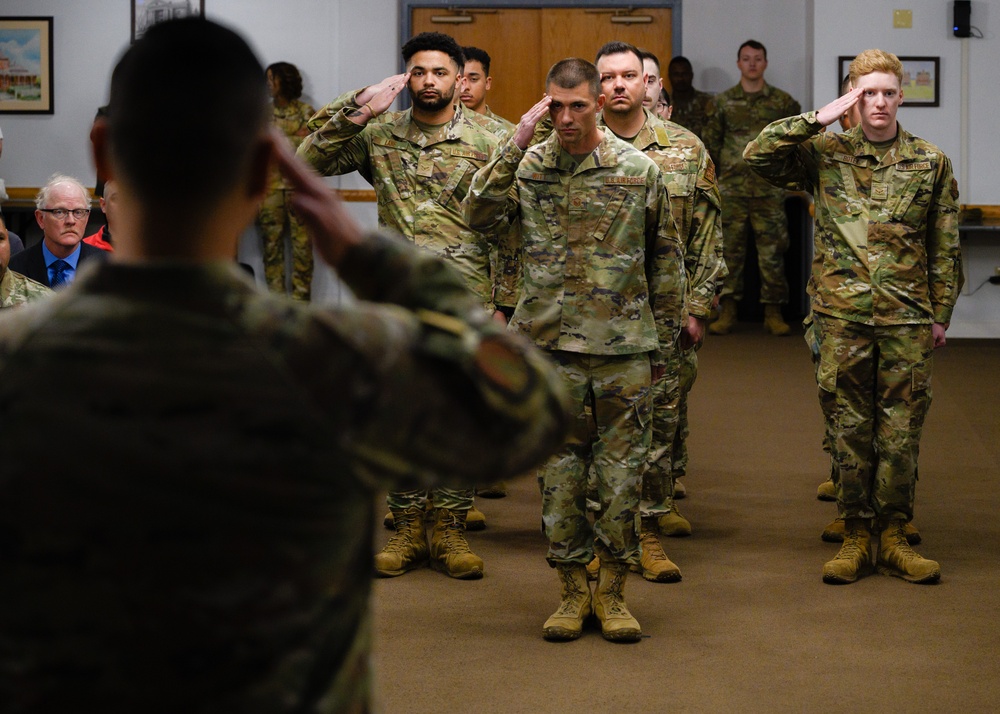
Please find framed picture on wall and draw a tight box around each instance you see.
[0,17,54,115]
[837,55,940,107]
[132,0,205,43]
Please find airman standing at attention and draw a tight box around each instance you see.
[460,44,520,500]
[703,39,800,336]
[465,58,685,643]
[744,48,960,585]
[594,41,724,582]
[299,31,502,580]
[667,56,716,141]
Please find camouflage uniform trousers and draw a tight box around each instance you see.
[258,188,314,302]
[386,488,473,512]
[813,313,933,522]
[539,351,651,567]
[804,313,836,478]
[641,343,697,516]
[719,194,790,304]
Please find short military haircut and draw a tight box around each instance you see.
[668,55,693,72]
[738,39,767,59]
[545,58,601,99]
[106,18,269,217]
[659,88,671,106]
[849,49,903,86]
[638,48,660,72]
[595,41,644,69]
[402,32,465,72]
[462,46,491,76]
[840,73,852,96]
[267,61,304,101]
[35,174,89,210]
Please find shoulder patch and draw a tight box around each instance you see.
[604,176,646,186]
[897,161,932,171]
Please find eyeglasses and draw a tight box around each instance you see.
[39,208,91,220]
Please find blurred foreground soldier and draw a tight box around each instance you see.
[258,61,315,300]
[703,40,800,336]
[744,48,960,585]
[0,212,50,308]
[465,58,685,642]
[299,31,504,574]
[0,18,568,712]
[667,56,715,140]
[594,42,724,581]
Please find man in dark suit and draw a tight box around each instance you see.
[9,175,107,287]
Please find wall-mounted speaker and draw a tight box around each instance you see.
[953,0,972,38]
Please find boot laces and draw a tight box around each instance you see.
[886,523,921,561]
[602,570,629,616]
[438,513,472,553]
[837,529,866,560]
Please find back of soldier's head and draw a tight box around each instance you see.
[106,18,269,217]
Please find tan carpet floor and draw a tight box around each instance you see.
[371,326,1000,714]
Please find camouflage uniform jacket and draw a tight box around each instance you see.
[269,98,315,190]
[606,109,725,320]
[702,82,801,198]
[464,129,686,365]
[478,107,522,309]
[298,90,501,304]
[669,89,716,142]
[743,112,961,326]
[0,268,51,308]
[0,234,569,712]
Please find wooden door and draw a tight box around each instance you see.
[411,6,673,124]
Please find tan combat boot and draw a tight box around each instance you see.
[763,304,792,336]
[385,502,485,531]
[429,508,484,579]
[585,556,600,581]
[877,519,940,584]
[821,517,846,542]
[823,516,921,545]
[477,482,507,498]
[817,478,836,501]
[593,561,642,642]
[673,479,687,499]
[708,297,737,335]
[465,505,487,531]
[633,517,682,583]
[374,506,429,577]
[542,564,593,641]
[822,518,872,584]
[658,505,692,537]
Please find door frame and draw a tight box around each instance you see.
[399,0,683,75]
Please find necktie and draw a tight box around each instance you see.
[50,259,71,287]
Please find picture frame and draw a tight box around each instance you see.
[132,0,205,43]
[0,17,54,115]
[838,54,940,108]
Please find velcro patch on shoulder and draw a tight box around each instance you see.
[897,161,932,171]
[517,170,559,183]
[451,148,489,161]
[833,152,863,166]
[372,137,407,150]
[604,176,646,185]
